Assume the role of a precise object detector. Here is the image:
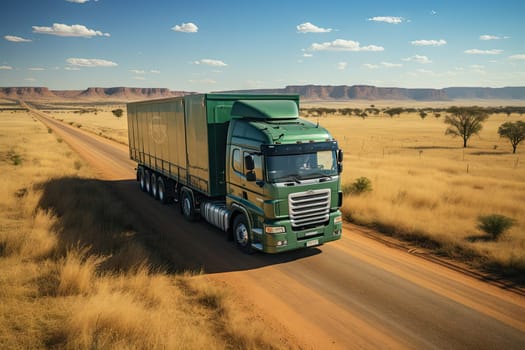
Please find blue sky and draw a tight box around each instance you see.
[1,0,524,92]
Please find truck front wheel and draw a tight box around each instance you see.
[180,191,197,221]
[233,215,253,254]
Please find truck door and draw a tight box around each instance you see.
[228,148,264,209]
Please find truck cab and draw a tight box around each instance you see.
[225,100,343,253]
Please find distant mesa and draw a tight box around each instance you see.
[1,85,525,102]
[223,85,525,101]
[0,86,191,102]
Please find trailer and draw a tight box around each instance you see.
[127,94,343,253]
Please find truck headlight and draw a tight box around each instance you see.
[334,215,342,224]
[265,226,286,234]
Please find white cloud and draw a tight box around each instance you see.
[470,64,485,69]
[381,61,402,68]
[66,0,90,3]
[66,58,118,67]
[33,23,110,37]
[402,55,432,64]
[133,76,146,81]
[4,35,32,42]
[363,63,379,69]
[368,16,404,24]
[302,53,313,57]
[431,10,437,15]
[193,59,227,67]
[509,54,525,60]
[0,65,13,70]
[150,70,161,74]
[64,67,80,71]
[172,22,198,33]
[130,69,145,74]
[337,62,347,70]
[28,67,45,71]
[464,49,503,55]
[25,78,36,82]
[296,22,332,33]
[479,35,509,41]
[309,39,384,52]
[189,79,216,84]
[411,39,446,46]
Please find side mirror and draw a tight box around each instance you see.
[246,171,256,182]
[244,154,258,181]
[337,149,344,163]
[244,155,255,171]
[337,149,343,174]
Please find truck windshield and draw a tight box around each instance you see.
[266,150,337,183]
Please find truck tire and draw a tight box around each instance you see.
[157,176,169,204]
[180,190,197,221]
[150,173,158,198]
[138,168,147,192]
[144,169,151,193]
[233,215,253,254]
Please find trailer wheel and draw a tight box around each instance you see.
[233,215,253,254]
[138,168,147,192]
[144,169,151,193]
[157,177,169,204]
[180,190,197,221]
[150,173,158,198]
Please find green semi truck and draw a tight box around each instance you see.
[127,94,343,253]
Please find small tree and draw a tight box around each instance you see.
[444,106,489,148]
[112,108,124,119]
[498,121,525,154]
[477,214,516,240]
[419,110,428,119]
[384,107,403,118]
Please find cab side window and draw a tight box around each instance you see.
[232,148,242,174]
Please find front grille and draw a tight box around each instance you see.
[289,189,331,229]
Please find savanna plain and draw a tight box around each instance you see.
[34,99,525,278]
[1,98,525,349]
[0,102,289,349]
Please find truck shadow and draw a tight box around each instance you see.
[36,177,321,275]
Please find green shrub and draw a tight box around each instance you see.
[477,214,516,240]
[343,177,372,196]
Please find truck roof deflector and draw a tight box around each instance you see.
[231,100,298,120]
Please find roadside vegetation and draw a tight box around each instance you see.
[0,109,289,349]
[315,109,525,281]
[26,102,129,144]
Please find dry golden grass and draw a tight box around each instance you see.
[40,103,129,144]
[316,111,525,277]
[0,110,288,350]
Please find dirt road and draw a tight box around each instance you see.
[34,109,525,349]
